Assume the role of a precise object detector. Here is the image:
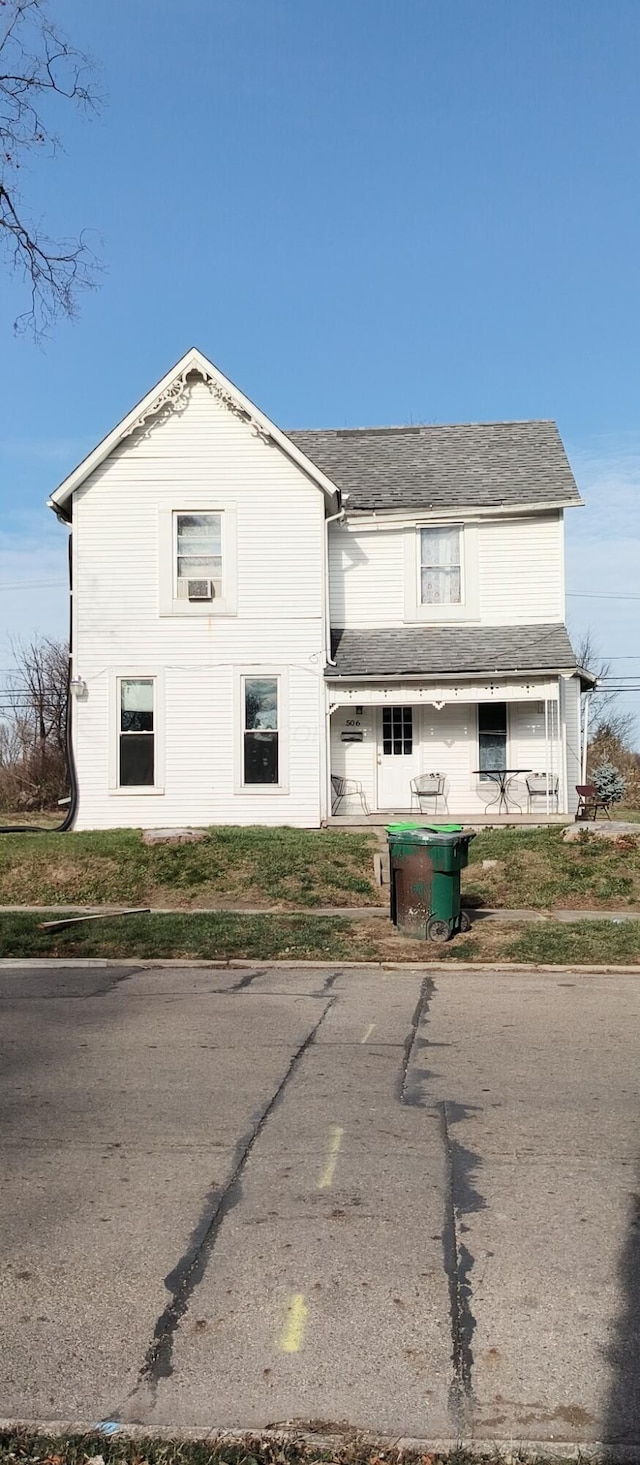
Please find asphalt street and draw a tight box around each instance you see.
[1,960,640,1446]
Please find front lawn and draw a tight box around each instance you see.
[0,822,638,914]
[2,910,640,966]
[463,824,640,909]
[0,826,381,910]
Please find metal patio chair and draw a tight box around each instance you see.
[331,774,370,817]
[410,772,448,814]
[526,773,559,813]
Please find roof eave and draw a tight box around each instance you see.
[344,497,583,520]
[325,665,580,682]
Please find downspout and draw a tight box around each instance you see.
[322,501,346,822]
[324,501,346,667]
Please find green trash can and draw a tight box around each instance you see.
[386,823,476,942]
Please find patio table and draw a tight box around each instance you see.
[472,767,532,815]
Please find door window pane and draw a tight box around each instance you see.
[119,679,155,786]
[383,707,413,755]
[420,526,461,605]
[244,677,278,784]
[478,702,507,780]
[176,513,222,599]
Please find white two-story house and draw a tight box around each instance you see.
[48,347,590,830]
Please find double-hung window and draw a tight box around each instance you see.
[175,512,222,601]
[243,677,279,785]
[420,526,462,605]
[119,678,155,786]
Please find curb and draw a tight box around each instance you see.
[2,957,640,973]
[0,1419,632,1460]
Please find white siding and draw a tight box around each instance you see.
[478,512,563,623]
[329,707,377,814]
[72,378,326,829]
[329,511,564,628]
[329,522,405,627]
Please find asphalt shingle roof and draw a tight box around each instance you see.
[327,624,578,679]
[288,420,581,512]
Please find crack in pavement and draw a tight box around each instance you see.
[122,995,336,1412]
[397,975,434,1105]
[437,1098,479,1436]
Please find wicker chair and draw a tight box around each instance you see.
[410,772,447,814]
[331,774,370,816]
[526,773,559,812]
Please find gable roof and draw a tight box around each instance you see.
[288,420,582,513]
[48,348,341,518]
[328,623,580,679]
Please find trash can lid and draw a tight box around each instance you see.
[386,823,474,845]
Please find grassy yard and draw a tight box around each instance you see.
[0,1430,552,1465]
[463,823,640,909]
[0,826,381,909]
[0,821,639,914]
[2,909,640,965]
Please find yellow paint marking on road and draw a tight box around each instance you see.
[317,1123,344,1189]
[280,1292,307,1353]
[361,1022,376,1043]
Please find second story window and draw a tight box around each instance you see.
[175,512,222,602]
[420,526,462,605]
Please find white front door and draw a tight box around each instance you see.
[376,706,421,809]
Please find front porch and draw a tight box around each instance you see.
[328,809,569,827]
[327,673,582,823]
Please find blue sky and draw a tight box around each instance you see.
[1,0,639,732]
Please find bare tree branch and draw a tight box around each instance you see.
[0,0,101,336]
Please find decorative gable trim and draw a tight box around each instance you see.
[48,347,341,520]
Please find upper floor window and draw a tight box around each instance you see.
[420,526,461,605]
[175,512,222,602]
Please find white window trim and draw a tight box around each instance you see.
[109,669,165,794]
[159,500,237,617]
[234,667,290,795]
[403,521,479,623]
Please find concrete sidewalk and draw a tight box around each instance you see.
[2,902,640,922]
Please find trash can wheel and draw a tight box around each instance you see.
[427,917,452,943]
[459,911,472,933]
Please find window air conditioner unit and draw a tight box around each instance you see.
[187,578,214,602]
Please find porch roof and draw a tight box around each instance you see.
[327,623,579,679]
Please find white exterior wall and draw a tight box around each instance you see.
[72,379,326,829]
[329,511,563,628]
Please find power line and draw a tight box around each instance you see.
[567,591,640,601]
[0,580,66,591]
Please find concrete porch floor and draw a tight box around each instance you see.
[327,810,570,829]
